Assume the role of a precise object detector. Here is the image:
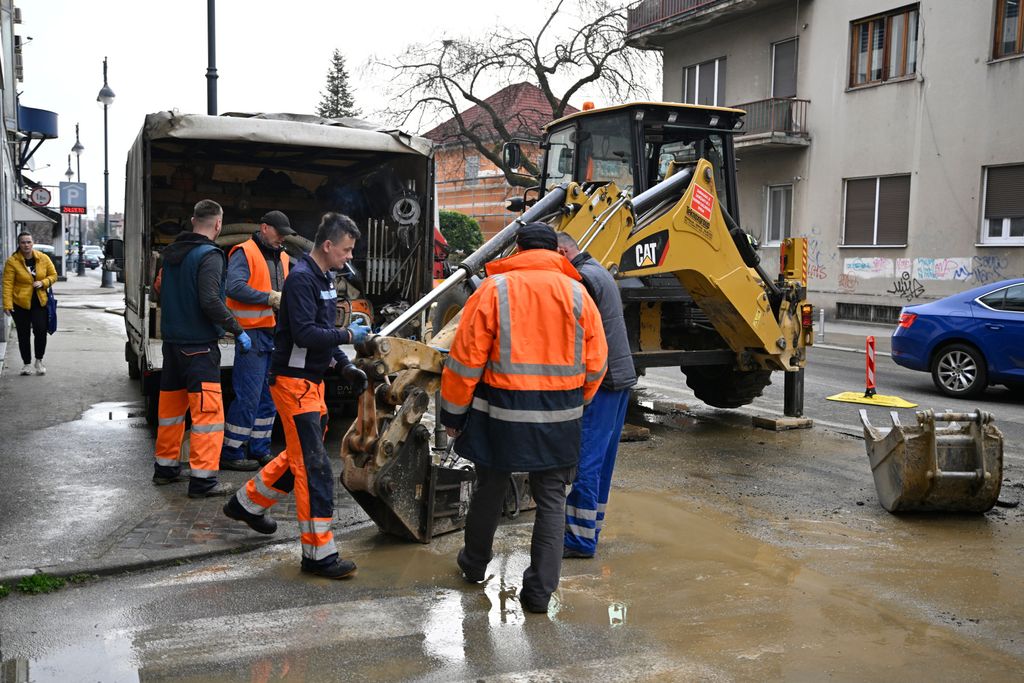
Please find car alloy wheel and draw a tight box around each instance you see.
[931,343,987,398]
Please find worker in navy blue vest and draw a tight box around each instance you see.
[153,199,252,498]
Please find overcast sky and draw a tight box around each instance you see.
[21,0,654,215]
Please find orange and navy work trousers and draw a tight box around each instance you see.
[235,376,337,567]
[154,341,225,495]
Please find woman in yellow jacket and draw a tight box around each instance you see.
[3,232,57,375]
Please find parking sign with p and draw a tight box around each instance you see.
[59,182,87,215]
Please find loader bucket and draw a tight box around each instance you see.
[859,409,1003,513]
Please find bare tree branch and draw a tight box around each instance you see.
[373,0,659,187]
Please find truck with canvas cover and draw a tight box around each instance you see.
[121,111,437,424]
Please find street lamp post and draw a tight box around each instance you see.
[71,123,85,276]
[97,56,115,288]
[64,156,73,278]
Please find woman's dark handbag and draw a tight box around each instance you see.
[46,287,57,335]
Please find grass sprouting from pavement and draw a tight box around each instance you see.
[67,573,98,584]
[0,584,9,598]
[16,573,66,594]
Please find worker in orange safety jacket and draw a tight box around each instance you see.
[440,221,608,614]
[221,210,293,471]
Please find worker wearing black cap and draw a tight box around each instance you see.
[222,211,296,470]
[439,221,608,614]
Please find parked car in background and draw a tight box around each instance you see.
[891,278,1024,398]
[83,246,102,269]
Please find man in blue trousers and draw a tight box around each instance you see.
[221,211,294,470]
[556,232,637,559]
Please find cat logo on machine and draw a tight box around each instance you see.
[623,230,670,271]
[636,242,659,267]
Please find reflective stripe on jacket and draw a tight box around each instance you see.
[270,254,349,382]
[226,238,290,329]
[439,248,608,472]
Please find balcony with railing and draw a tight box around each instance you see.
[731,98,810,152]
[626,0,794,47]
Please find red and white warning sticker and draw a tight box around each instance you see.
[691,184,715,221]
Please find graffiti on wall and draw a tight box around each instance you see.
[843,257,893,279]
[969,255,1010,284]
[838,273,859,292]
[887,271,926,301]
[913,257,973,281]
[806,237,833,281]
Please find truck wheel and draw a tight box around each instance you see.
[144,390,159,435]
[683,366,773,409]
[428,283,470,342]
[126,342,141,380]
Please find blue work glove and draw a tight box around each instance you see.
[340,363,368,395]
[237,331,252,353]
[347,320,371,344]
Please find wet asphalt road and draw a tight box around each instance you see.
[1,304,1022,681]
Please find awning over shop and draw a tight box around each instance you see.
[13,201,56,224]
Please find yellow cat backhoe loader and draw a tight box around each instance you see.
[338,102,814,542]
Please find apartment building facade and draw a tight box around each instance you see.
[628,0,1024,321]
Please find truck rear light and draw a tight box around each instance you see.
[800,304,813,329]
[898,312,917,328]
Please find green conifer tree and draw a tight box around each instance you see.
[316,49,361,118]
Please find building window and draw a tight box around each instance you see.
[772,38,798,98]
[465,155,479,186]
[982,164,1024,243]
[995,0,1024,58]
[849,5,918,87]
[683,57,726,106]
[766,184,792,244]
[842,175,911,246]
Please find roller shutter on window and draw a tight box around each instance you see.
[844,178,876,244]
[985,164,1024,219]
[877,175,910,244]
[844,175,910,245]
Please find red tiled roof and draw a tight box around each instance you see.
[423,82,578,144]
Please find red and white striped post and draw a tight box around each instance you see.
[864,336,877,397]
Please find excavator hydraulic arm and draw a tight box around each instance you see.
[340,161,813,543]
[558,159,810,372]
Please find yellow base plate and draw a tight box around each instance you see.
[826,392,918,408]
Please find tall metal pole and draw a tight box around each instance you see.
[206,0,218,115]
[99,57,115,288]
[74,123,85,277]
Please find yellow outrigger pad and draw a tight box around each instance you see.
[827,392,917,408]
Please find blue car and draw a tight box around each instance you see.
[891,278,1024,397]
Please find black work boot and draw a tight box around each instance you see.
[222,497,277,535]
[219,458,260,472]
[153,468,191,485]
[187,482,238,499]
[301,557,357,579]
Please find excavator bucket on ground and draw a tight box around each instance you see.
[859,409,1003,513]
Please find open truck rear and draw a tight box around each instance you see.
[122,111,436,424]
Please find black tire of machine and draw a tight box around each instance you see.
[683,365,773,409]
[428,282,471,341]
